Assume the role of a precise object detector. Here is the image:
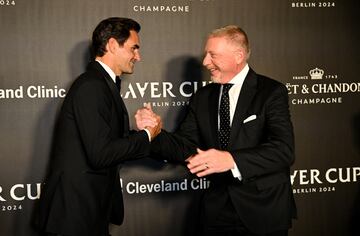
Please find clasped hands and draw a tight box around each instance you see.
[135,103,162,141]
[135,104,235,177]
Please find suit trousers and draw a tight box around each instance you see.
[203,198,288,236]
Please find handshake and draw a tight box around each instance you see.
[134,103,235,178]
[135,103,162,141]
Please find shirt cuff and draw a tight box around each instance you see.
[143,128,151,142]
[231,162,242,181]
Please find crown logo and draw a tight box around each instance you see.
[309,67,324,80]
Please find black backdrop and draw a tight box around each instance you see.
[0,0,359,235]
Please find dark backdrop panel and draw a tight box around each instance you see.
[0,0,359,235]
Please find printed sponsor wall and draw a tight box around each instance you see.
[0,0,359,235]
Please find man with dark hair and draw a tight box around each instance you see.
[137,25,296,236]
[36,17,161,236]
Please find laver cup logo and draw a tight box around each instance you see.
[0,183,41,212]
[0,183,41,201]
[291,167,360,194]
[121,81,210,99]
[121,80,211,107]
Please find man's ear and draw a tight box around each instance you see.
[235,49,245,65]
[106,38,119,54]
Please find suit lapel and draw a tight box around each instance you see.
[89,62,130,136]
[208,83,221,148]
[229,68,257,148]
[106,76,130,137]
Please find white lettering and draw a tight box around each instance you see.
[179,81,192,97]
[339,168,351,183]
[27,85,66,98]
[0,86,24,99]
[163,82,175,98]
[27,183,41,200]
[353,167,360,182]
[190,178,210,190]
[150,82,161,98]
[133,5,190,13]
[0,186,6,201]
[10,184,25,201]
[136,82,149,98]
[325,168,338,183]
[125,180,188,194]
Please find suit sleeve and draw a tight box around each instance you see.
[72,81,150,170]
[151,97,199,162]
[231,84,295,180]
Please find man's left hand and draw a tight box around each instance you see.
[186,148,235,177]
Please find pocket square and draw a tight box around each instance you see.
[243,115,257,123]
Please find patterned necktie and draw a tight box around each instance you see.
[218,83,233,150]
[115,76,121,92]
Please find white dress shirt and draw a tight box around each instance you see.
[96,60,116,83]
[218,64,250,180]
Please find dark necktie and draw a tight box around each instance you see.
[218,83,233,150]
[115,76,121,92]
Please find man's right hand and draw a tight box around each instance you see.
[135,103,162,140]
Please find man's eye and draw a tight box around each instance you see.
[131,45,140,51]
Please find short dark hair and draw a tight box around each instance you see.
[92,17,141,57]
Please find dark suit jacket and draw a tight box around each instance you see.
[36,61,150,236]
[152,68,296,234]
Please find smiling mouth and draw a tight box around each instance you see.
[209,68,218,74]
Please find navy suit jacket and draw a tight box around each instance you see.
[152,68,297,234]
[36,61,150,236]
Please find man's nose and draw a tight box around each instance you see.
[202,53,210,66]
[135,51,141,61]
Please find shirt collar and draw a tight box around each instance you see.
[228,63,249,85]
[95,59,117,83]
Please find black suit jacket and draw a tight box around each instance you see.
[36,61,150,236]
[152,68,296,234]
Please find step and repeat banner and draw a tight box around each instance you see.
[1,0,359,235]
